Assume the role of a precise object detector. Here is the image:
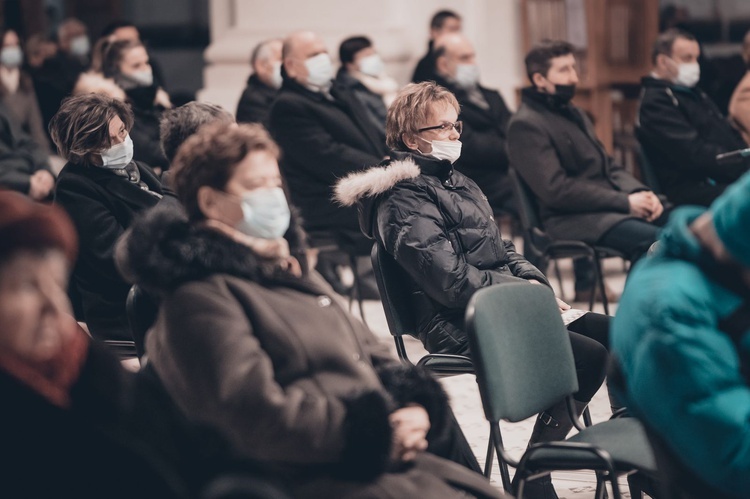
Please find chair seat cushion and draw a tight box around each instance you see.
[524,418,656,473]
[416,354,474,376]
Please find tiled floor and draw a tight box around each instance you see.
[350,255,645,498]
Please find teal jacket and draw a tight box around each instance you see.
[611,207,750,498]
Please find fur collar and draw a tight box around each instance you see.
[117,202,308,295]
[334,158,421,207]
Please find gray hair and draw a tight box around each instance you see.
[159,102,235,163]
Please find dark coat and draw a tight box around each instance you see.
[433,74,514,214]
[0,100,51,195]
[334,68,387,135]
[508,87,651,244]
[636,76,748,206]
[412,42,437,83]
[335,151,548,355]
[268,76,388,235]
[28,51,86,132]
[0,70,51,152]
[119,204,501,499]
[54,160,162,341]
[235,73,277,127]
[127,86,169,171]
[0,341,220,498]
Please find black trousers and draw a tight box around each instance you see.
[566,312,610,402]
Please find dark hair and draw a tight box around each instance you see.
[651,28,697,65]
[101,20,137,38]
[524,39,575,82]
[430,10,461,30]
[159,102,234,163]
[49,93,134,163]
[338,36,372,65]
[171,123,280,221]
[101,39,143,78]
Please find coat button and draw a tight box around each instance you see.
[317,296,332,307]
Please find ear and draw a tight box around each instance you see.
[435,54,449,76]
[197,186,221,220]
[531,72,546,89]
[402,132,420,151]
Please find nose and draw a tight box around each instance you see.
[570,69,579,84]
[448,126,460,140]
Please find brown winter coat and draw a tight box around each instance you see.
[118,204,504,499]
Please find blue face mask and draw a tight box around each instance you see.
[0,46,23,68]
[236,187,291,239]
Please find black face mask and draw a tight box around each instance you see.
[552,83,576,105]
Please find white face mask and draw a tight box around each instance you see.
[270,61,283,89]
[418,137,462,164]
[455,63,480,88]
[128,69,153,87]
[0,46,23,68]
[236,187,291,240]
[358,54,384,77]
[100,134,134,169]
[674,61,700,88]
[304,53,333,89]
[69,35,90,57]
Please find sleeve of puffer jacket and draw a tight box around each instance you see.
[155,277,392,481]
[376,183,533,310]
[501,237,549,284]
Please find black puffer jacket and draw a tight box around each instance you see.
[335,151,548,355]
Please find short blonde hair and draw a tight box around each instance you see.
[385,81,460,151]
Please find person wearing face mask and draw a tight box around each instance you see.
[236,39,283,127]
[50,93,163,345]
[269,30,388,299]
[117,122,506,499]
[0,29,51,152]
[334,36,398,135]
[430,32,515,218]
[335,82,611,498]
[508,40,668,303]
[103,39,171,173]
[638,29,748,207]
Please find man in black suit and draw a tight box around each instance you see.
[508,41,667,296]
[269,30,387,296]
[412,10,462,84]
[236,39,283,127]
[430,32,514,215]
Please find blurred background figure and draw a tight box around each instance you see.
[236,38,282,127]
[412,9,462,84]
[0,29,50,153]
[335,35,398,136]
[729,29,750,145]
[101,20,167,90]
[103,40,172,172]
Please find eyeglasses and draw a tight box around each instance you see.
[417,121,463,135]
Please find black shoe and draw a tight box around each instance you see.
[512,472,559,499]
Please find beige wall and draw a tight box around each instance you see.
[200,0,526,113]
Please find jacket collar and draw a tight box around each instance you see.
[640,75,702,99]
[396,150,454,183]
[521,85,576,114]
[65,161,162,208]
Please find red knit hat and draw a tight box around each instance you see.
[0,190,78,264]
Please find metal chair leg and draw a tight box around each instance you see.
[491,423,513,493]
[483,431,494,478]
[593,255,610,315]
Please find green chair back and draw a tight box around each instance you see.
[465,282,578,423]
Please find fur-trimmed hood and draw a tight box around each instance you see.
[334,158,421,207]
[116,199,309,296]
[333,151,456,239]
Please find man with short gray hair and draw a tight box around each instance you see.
[236,39,282,126]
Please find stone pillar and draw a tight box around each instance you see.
[200,0,526,113]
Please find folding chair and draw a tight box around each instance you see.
[466,282,657,497]
[510,169,626,315]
